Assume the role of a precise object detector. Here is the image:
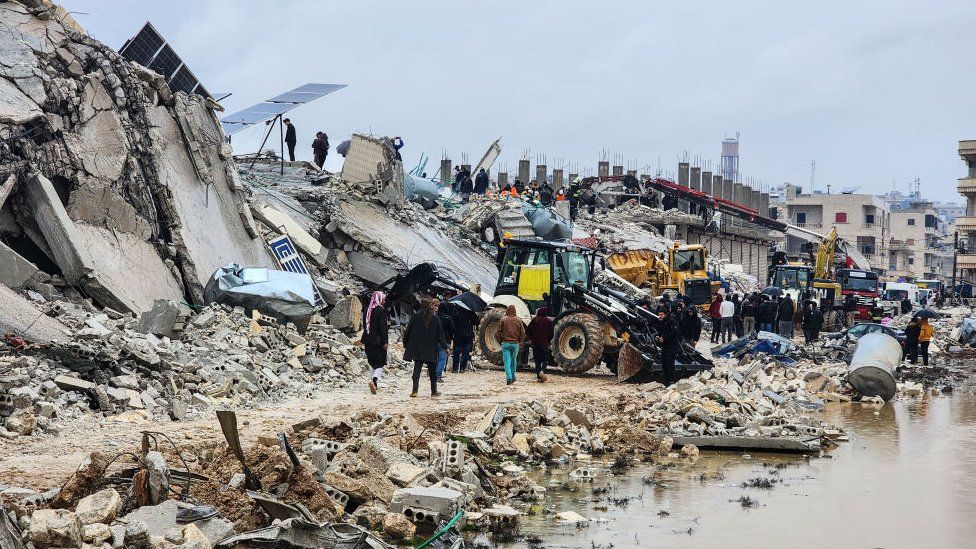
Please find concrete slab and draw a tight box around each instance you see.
[0,284,68,343]
[251,203,322,256]
[0,241,37,288]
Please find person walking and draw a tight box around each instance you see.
[451,306,476,373]
[403,299,447,398]
[679,305,702,347]
[741,293,758,335]
[474,168,490,195]
[905,317,921,364]
[719,294,735,343]
[283,118,297,161]
[312,132,329,168]
[731,293,744,338]
[526,307,554,383]
[708,294,723,344]
[656,307,680,386]
[434,299,454,383]
[919,317,934,366]
[495,305,525,385]
[802,301,824,344]
[360,291,389,394]
[777,294,795,339]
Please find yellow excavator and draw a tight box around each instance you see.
[767,227,844,327]
[607,242,717,310]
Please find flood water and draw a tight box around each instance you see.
[500,394,976,548]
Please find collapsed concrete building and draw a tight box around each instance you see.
[0,1,275,336]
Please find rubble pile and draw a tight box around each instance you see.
[0,301,397,438]
[573,202,680,253]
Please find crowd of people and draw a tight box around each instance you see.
[705,291,826,344]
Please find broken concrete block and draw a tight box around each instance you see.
[29,509,83,548]
[75,488,121,525]
[381,513,416,540]
[53,374,95,393]
[251,202,322,257]
[389,486,464,520]
[136,299,193,339]
[145,451,170,505]
[83,522,112,544]
[327,296,362,333]
[511,433,530,455]
[3,408,35,436]
[387,462,426,487]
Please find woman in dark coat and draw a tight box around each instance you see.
[403,298,448,397]
[361,291,389,394]
[680,305,703,346]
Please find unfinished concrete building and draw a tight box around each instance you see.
[956,140,976,280]
[0,1,274,322]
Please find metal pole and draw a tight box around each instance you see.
[279,116,285,175]
[951,230,959,291]
[250,114,279,169]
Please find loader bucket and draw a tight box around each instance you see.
[616,341,714,384]
[607,250,657,287]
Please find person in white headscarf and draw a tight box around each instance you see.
[360,291,389,394]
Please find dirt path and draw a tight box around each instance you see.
[0,366,633,489]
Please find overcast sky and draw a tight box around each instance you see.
[60,0,976,202]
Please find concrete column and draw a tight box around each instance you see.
[733,182,745,205]
[598,161,610,178]
[713,175,723,198]
[751,189,761,211]
[498,172,508,187]
[535,164,547,185]
[612,165,624,176]
[518,159,530,186]
[552,169,564,190]
[678,162,690,187]
[722,178,734,201]
[702,171,713,196]
[760,193,770,217]
[690,167,701,191]
[440,159,452,184]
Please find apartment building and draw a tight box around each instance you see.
[785,192,890,273]
[957,140,976,280]
[887,202,952,281]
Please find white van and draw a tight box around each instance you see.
[881,282,919,314]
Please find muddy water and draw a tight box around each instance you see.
[501,394,976,548]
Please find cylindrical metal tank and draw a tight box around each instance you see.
[847,332,900,401]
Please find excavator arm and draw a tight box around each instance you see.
[813,227,838,279]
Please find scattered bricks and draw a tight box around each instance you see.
[303,438,342,458]
[36,401,57,418]
[53,374,95,394]
[381,513,416,541]
[306,446,331,473]
[387,462,426,487]
[443,440,465,473]
[568,467,596,483]
[323,485,350,509]
[483,504,520,527]
[4,408,36,436]
[389,486,464,520]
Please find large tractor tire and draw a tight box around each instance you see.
[551,313,605,374]
[476,307,506,367]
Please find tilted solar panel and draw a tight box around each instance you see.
[119,21,211,100]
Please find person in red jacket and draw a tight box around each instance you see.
[708,294,724,344]
[526,307,554,383]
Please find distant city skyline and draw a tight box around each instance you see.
[60,0,976,202]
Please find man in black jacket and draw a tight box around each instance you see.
[656,307,680,386]
[312,132,329,168]
[757,296,777,333]
[451,306,477,373]
[283,118,297,161]
[459,172,474,201]
[803,302,824,343]
[741,294,758,335]
[777,295,795,338]
[474,169,490,195]
[435,301,455,383]
[679,306,702,347]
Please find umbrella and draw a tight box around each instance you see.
[761,287,784,297]
[913,308,941,319]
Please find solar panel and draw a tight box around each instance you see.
[119,22,212,100]
[220,83,346,135]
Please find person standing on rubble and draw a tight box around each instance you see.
[802,301,824,344]
[496,305,526,385]
[474,168,490,195]
[741,293,758,335]
[458,171,474,202]
[777,294,795,339]
[757,295,776,333]
[708,294,724,343]
[526,307,553,383]
[732,293,744,338]
[918,317,934,366]
[361,291,389,394]
[392,136,404,161]
[905,317,921,364]
[403,298,447,398]
[283,118,297,161]
[719,294,735,343]
[453,166,464,192]
[680,305,702,347]
[312,132,329,168]
[656,307,680,385]
[435,300,455,383]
